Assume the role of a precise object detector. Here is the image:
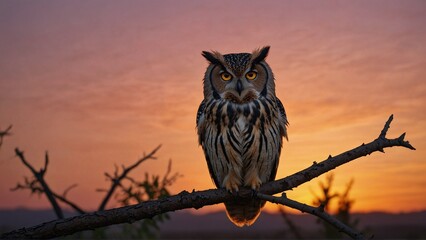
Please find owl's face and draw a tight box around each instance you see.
[202,46,275,104]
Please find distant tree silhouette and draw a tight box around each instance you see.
[9,145,180,238]
[311,173,359,238]
[275,173,358,239]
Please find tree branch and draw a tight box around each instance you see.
[258,115,415,196]
[14,149,64,219]
[1,115,415,239]
[98,145,161,211]
[11,145,165,218]
[257,192,366,240]
[0,125,12,149]
[379,114,393,139]
[11,184,86,215]
[51,191,86,215]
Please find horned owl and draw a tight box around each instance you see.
[196,46,289,227]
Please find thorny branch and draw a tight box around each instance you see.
[1,115,416,239]
[258,115,414,196]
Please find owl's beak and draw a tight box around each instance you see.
[236,80,243,95]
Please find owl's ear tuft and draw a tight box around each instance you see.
[202,51,222,65]
[252,46,270,64]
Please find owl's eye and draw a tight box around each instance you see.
[220,72,232,81]
[246,71,257,80]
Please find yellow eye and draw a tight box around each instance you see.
[246,71,257,80]
[220,72,232,81]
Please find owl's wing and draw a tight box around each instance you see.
[276,97,289,140]
[196,100,221,187]
[196,100,206,126]
[266,97,289,182]
[196,100,206,145]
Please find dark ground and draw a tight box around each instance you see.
[1,208,425,239]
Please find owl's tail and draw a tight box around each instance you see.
[224,198,266,227]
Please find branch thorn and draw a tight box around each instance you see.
[398,132,406,141]
[397,133,416,150]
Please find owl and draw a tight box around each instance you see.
[196,46,288,227]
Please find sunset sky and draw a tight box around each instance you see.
[0,1,425,215]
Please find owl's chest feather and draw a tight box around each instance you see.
[218,101,274,147]
[199,98,279,152]
[236,117,247,133]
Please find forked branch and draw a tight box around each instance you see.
[14,149,64,219]
[11,184,86,215]
[1,115,415,239]
[98,145,161,211]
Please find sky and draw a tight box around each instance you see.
[0,0,425,215]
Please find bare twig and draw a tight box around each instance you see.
[258,193,366,240]
[11,184,86,215]
[98,145,162,211]
[161,159,182,190]
[379,114,393,139]
[2,115,415,239]
[14,149,64,219]
[0,125,12,149]
[112,158,180,207]
[52,192,86,215]
[63,184,78,198]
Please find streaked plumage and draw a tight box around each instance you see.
[197,46,288,227]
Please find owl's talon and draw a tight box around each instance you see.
[224,182,239,193]
[245,173,262,190]
[231,189,239,197]
[251,181,261,190]
[223,170,241,193]
[225,186,239,193]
